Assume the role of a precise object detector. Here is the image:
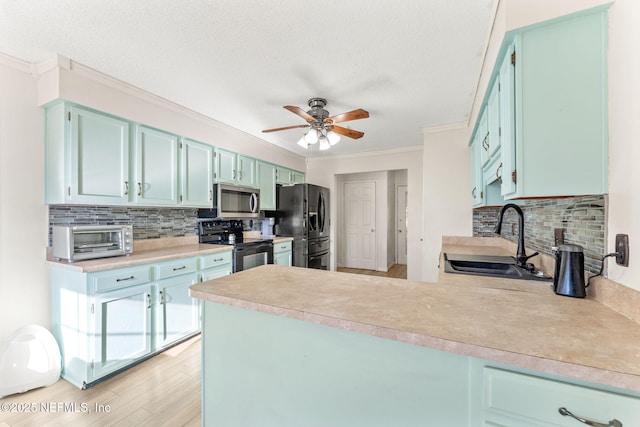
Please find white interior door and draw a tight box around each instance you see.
[396,185,408,265]
[344,181,376,270]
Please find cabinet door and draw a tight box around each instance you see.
[69,106,130,204]
[157,273,200,348]
[477,108,490,167]
[134,126,179,205]
[92,284,153,379]
[291,170,305,184]
[500,44,517,197]
[257,161,277,210]
[470,135,484,207]
[215,148,237,183]
[181,139,213,207]
[487,78,501,161]
[275,166,292,185]
[274,251,292,266]
[237,155,256,187]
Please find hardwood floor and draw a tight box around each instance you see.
[0,336,202,427]
[337,263,407,279]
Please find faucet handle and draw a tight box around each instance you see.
[517,251,539,267]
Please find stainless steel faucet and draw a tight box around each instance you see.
[493,203,539,268]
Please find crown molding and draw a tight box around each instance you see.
[423,121,467,134]
[0,52,32,74]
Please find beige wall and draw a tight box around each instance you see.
[607,0,640,290]
[0,57,49,344]
[306,148,423,281]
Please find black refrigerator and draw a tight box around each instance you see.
[276,183,330,270]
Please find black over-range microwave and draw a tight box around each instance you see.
[198,184,260,219]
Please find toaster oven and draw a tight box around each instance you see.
[52,225,133,262]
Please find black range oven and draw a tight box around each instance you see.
[198,220,273,273]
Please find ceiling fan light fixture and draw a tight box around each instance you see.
[327,130,340,146]
[319,136,331,151]
[297,136,309,149]
[304,129,319,144]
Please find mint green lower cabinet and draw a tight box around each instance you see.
[156,273,200,348]
[201,302,470,426]
[50,250,232,388]
[92,283,154,379]
[469,360,640,427]
[273,241,292,266]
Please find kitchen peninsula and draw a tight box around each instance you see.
[190,239,640,426]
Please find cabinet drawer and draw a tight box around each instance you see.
[199,251,233,270]
[484,367,640,426]
[274,241,292,254]
[156,257,198,280]
[92,266,153,293]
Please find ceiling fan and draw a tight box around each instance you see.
[262,98,369,150]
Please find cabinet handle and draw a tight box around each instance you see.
[472,187,476,198]
[496,162,503,183]
[124,181,129,196]
[116,275,135,282]
[239,170,243,180]
[172,266,187,271]
[233,170,236,179]
[137,182,142,196]
[558,407,622,427]
[146,293,152,309]
[214,258,224,262]
[159,290,165,305]
[209,189,213,201]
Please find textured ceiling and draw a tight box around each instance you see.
[0,0,496,157]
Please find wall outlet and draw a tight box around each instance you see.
[615,234,629,267]
[554,228,564,246]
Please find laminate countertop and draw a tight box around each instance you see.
[190,239,640,393]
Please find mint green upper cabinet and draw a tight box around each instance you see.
[181,138,213,207]
[499,43,517,197]
[486,78,501,163]
[257,161,277,210]
[276,166,305,185]
[133,126,179,205]
[215,148,237,183]
[237,155,256,187]
[215,149,257,187]
[506,11,608,198]
[45,103,131,204]
[470,134,484,207]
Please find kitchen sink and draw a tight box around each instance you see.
[443,253,552,281]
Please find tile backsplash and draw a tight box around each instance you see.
[48,205,266,244]
[473,195,606,273]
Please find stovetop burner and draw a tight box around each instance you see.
[198,220,272,247]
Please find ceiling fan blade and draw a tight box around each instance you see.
[332,125,365,139]
[283,105,316,123]
[326,108,369,124]
[262,124,310,133]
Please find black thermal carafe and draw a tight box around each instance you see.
[553,244,586,298]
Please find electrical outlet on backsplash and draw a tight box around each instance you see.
[472,195,606,273]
